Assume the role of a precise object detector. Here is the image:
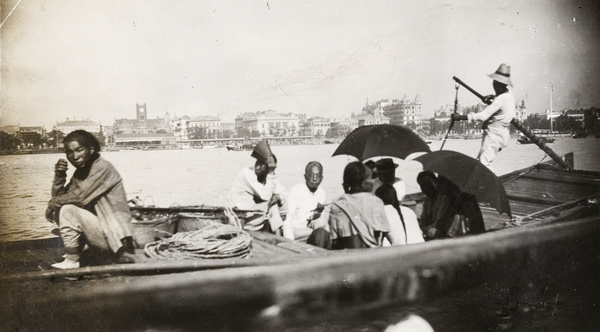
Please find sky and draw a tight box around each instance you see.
[1,0,599,129]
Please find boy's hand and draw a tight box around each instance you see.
[45,207,56,223]
[55,159,68,176]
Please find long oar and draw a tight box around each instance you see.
[440,83,460,151]
[452,76,573,170]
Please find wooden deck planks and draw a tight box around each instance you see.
[480,208,509,230]
[521,169,600,187]
[504,178,595,205]
[507,200,551,216]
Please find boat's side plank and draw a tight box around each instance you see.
[251,239,299,257]
[504,179,595,205]
[518,193,600,223]
[498,165,538,184]
[1,217,597,331]
[249,230,328,255]
[504,200,550,216]
[520,170,600,187]
[479,207,510,230]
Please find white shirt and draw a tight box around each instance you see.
[468,91,515,149]
[382,205,425,246]
[230,167,286,211]
[285,182,328,241]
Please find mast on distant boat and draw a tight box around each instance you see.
[550,82,554,133]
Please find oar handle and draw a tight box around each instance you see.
[453,76,489,104]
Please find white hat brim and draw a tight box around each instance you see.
[488,73,513,87]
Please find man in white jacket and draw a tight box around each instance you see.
[452,63,515,170]
[283,161,330,248]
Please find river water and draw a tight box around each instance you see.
[1,136,599,241]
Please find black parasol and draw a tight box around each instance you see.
[332,124,431,161]
[413,150,511,217]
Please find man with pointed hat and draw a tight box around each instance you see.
[452,63,515,170]
[230,140,287,232]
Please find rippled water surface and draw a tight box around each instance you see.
[1,137,599,241]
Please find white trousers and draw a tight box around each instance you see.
[59,204,111,259]
[477,134,502,170]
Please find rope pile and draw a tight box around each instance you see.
[144,223,252,259]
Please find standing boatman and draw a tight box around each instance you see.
[451,64,515,170]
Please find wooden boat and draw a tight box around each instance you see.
[1,153,599,330]
[226,143,254,151]
[517,135,555,144]
[572,131,588,139]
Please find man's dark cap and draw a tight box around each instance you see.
[375,158,398,173]
[251,140,276,167]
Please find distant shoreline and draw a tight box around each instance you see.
[0,148,64,156]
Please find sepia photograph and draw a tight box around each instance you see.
[1,0,599,330]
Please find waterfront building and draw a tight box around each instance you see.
[19,126,47,137]
[188,115,222,136]
[113,133,177,148]
[358,95,423,128]
[0,125,21,136]
[303,116,331,137]
[53,118,101,135]
[564,109,585,122]
[220,122,235,137]
[434,104,457,119]
[234,112,255,136]
[113,104,173,135]
[235,110,300,137]
[514,100,528,122]
[329,117,358,138]
[170,115,192,141]
[112,103,176,148]
[329,117,358,130]
[546,108,563,120]
[380,95,423,127]
[353,109,390,127]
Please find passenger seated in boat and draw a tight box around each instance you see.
[363,160,378,179]
[371,158,406,202]
[375,184,424,245]
[45,130,135,269]
[283,161,331,248]
[230,141,286,233]
[437,177,485,236]
[328,162,391,249]
[417,171,485,239]
[417,171,454,240]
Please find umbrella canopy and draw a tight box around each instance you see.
[332,124,431,161]
[413,150,511,217]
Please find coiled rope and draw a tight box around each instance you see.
[144,223,252,259]
[223,206,242,228]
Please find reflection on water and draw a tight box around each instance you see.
[1,137,599,241]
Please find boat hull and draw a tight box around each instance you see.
[1,217,597,331]
[518,137,555,144]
